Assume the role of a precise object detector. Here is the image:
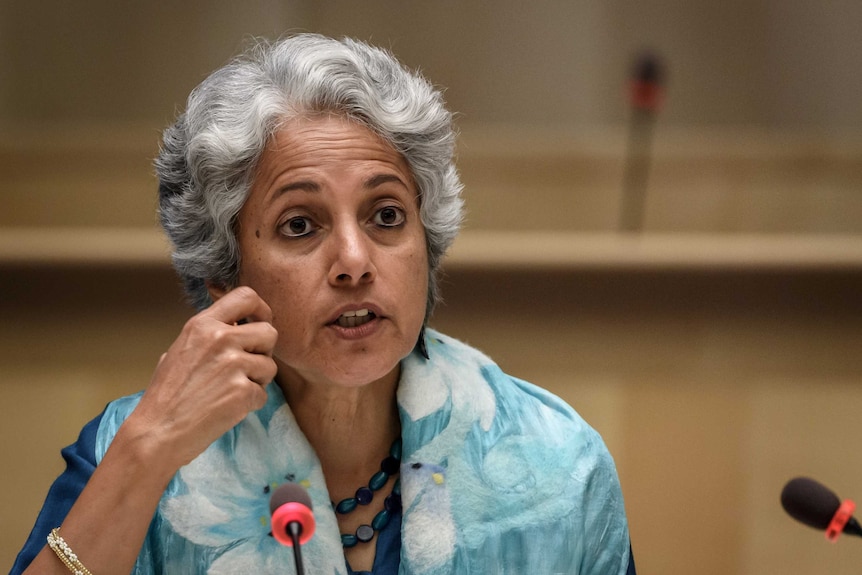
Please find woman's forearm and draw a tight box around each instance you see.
[22,415,180,575]
[22,288,277,574]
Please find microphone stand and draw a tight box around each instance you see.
[287,521,305,575]
[620,106,655,232]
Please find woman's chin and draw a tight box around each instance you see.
[277,358,402,394]
[325,361,402,391]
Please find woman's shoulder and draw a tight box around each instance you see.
[412,329,611,462]
[399,330,630,574]
[423,329,599,427]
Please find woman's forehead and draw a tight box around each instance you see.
[252,116,415,193]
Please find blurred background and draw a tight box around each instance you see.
[2,1,862,573]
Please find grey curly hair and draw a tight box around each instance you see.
[155,34,464,315]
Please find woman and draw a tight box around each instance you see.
[13,34,635,574]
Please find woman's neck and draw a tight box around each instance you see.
[277,366,402,489]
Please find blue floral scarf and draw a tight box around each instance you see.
[96,329,631,574]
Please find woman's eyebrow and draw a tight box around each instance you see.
[272,179,321,199]
[267,173,408,203]
[364,173,409,190]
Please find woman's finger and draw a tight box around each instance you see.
[202,286,273,326]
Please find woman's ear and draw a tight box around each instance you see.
[206,281,230,303]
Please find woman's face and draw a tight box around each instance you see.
[230,115,428,391]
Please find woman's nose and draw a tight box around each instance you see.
[328,222,377,286]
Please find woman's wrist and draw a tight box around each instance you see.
[108,412,186,488]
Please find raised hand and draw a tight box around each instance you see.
[126,286,279,470]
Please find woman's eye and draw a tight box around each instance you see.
[373,206,405,227]
[280,216,315,237]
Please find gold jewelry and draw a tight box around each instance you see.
[46,528,93,575]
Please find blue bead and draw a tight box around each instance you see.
[372,510,390,530]
[355,486,373,505]
[380,455,400,475]
[336,498,358,514]
[341,533,358,548]
[369,470,388,491]
[390,438,402,460]
[385,492,402,513]
[356,524,375,542]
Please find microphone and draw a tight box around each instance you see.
[270,483,317,575]
[629,51,665,113]
[780,477,862,541]
[620,50,665,233]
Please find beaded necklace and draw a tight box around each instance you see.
[333,437,403,547]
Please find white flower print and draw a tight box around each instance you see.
[160,404,345,574]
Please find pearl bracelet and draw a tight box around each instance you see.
[46,528,93,575]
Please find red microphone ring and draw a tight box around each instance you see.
[825,499,856,542]
[630,80,663,112]
[271,502,316,547]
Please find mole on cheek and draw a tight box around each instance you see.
[255,229,261,239]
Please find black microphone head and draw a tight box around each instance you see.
[269,482,313,515]
[628,50,666,112]
[632,51,664,86]
[781,477,841,530]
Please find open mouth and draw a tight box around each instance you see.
[335,309,377,328]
